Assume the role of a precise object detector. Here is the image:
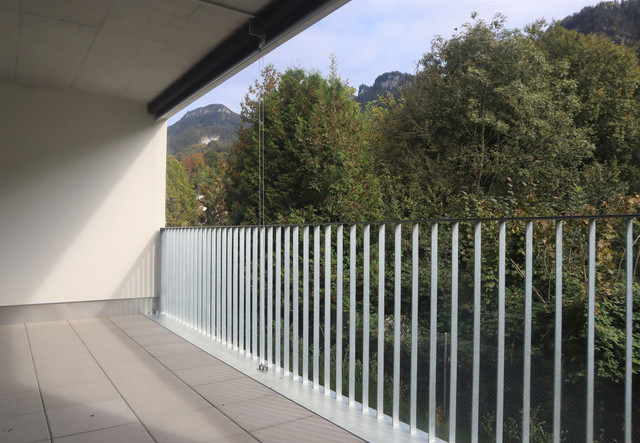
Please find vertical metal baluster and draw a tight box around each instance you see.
[393,224,401,426]
[449,222,459,443]
[496,222,506,443]
[523,221,533,441]
[293,226,299,379]
[586,220,596,443]
[428,223,438,440]
[260,227,266,364]
[471,222,481,442]
[217,228,222,340]
[204,229,209,336]
[221,229,227,343]
[234,228,239,347]
[276,227,282,371]
[227,228,233,346]
[160,230,166,316]
[314,225,320,389]
[285,226,291,374]
[184,230,189,326]
[188,230,194,328]
[336,225,344,400]
[245,228,252,355]
[303,226,310,384]
[193,230,198,331]
[410,223,419,433]
[324,225,332,396]
[212,229,217,337]
[239,228,245,350]
[553,220,563,443]
[199,229,203,333]
[252,227,258,359]
[268,227,273,366]
[363,224,370,411]
[378,223,386,419]
[625,219,633,443]
[349,224,356,406]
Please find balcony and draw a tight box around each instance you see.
[157,215,638,442]
[0,315,363,442]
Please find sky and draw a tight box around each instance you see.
[167,0,600,125]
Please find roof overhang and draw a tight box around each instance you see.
[0,0,349,120]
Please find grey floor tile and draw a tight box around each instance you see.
[210,433,259,443]
[218,393,313,432]
[195,376,274,406]
[94,355,161,378]
[47,398,138,438]
[88,345,152,364]
[0,410,50,442]
[124,325,171,338]
[144,341,201,357]
[144,407,246,443]
[37,369,109,392]
[125,387,211,421]
[109,318,153,329]
[0,355,35,379]
[252,416,363,443]
[111,367,188,397]
[30,341,89,358]
[132,332,185,346]
[33,352,97,373]
[0,389,43,418]
[41,378,121,410]
[174,363,245,386]
[53,422,153,443]
[0,373,38,396]
[156,351,223,371]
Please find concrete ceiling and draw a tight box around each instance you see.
[0,0,348,119]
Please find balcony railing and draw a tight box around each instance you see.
[159,215,638,442]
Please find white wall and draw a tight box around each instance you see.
[0,83,166,307]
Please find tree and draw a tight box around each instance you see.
[538,26,640,191]
[166,155,198,227]
[368,16,599,220]
[226,62,382,224]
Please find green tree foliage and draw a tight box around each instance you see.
[538,26,640,190]
[367,16,601,220]
[165,155,198,227]
[226,62,383,224]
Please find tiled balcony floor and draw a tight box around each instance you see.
[0,315,364,443]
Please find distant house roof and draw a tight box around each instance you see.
[0,0,348,119]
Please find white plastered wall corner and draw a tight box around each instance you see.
[0,83,166,307]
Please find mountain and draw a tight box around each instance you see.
[556,0,640,53]
[168,104,241,158]
[355,71,412,110]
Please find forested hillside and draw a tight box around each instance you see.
[167,104,240,159]
[557,0,640,54]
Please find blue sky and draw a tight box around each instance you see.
[167,0,599,125]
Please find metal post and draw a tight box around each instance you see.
[377,223,386,419]
[363,224,370,411]
[410,223,419,433]
[324,225,332,396]
[553,221,563,443]
[428,223,438,441]
[336,225,344,400]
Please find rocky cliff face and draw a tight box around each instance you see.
[355,71,412,110]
